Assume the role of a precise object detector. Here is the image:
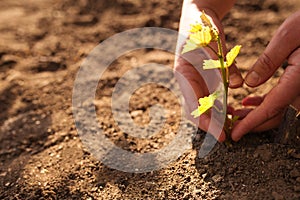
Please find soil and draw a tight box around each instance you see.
[1,0,300,199]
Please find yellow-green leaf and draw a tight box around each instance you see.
[189,23,202,33]
[190,26,212,47]
[203,59,221,69]
[226,45,242,67]
[191,108,201,118]
[182,27,213,54]
[191,91,219,118]
[231,115,239,123]
[181,39,198,54]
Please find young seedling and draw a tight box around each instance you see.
[181,11,241,143]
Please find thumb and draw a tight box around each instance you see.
[245,11,300,87]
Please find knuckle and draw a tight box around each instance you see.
[265,105,285,120]
[279,66,300,92]
[287,48,300,65]
[257,53,276,74]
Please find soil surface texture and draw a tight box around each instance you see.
[0,0,300,199]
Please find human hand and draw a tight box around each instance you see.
[175,0,243,142]
[231,10,300,141]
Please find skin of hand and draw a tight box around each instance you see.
[174,0,243,142]
[231,10,300,141]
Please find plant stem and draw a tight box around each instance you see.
[216,38,227,109]
[216,37,231,139]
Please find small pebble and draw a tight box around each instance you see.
[291,153,300,159]
[271,191,284,200]
[212,174,223,183]
[72,15,98,26]
[294,186,300,192]
[254,145,272,162]
[253,179,259,184]
[290,169,300,178]
[0,172,7,177]
[130,110,143,118]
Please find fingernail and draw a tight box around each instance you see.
[232,136,241,142]
[229,73,243,87]
[231,132,240,142]
[245,71,260,87]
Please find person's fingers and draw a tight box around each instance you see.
[227,105,234,115]
[228,63,244,88]
[232,108,253,119]
[291,96,300,110]
[175,58,209,99]
[233,96,284,132]
[238,48,300,134]
[183,99,226,142]
[198,114,226,142]
[175,49,224,98]
[242,96,264,106]
[232,112,282,134]
[174,56,226,142]
[245,11,300,87]
[232,65,300,141]
[237,96,300,133]
[288,47,300,67]
[251,114,283,132]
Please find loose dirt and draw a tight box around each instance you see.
[0,0,299,199]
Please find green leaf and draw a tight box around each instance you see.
[231,115,239,123]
